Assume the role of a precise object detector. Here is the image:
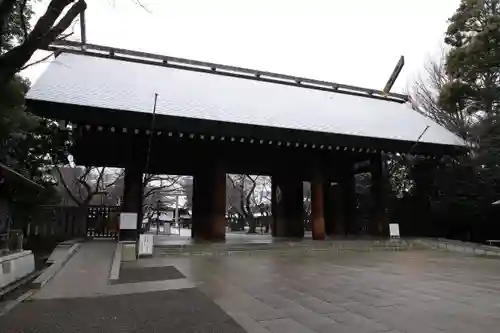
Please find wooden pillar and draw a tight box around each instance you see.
[121,166,143,239]
[192,165,226,241]
[333,181,346,235]
[311,171,326,240]
[288,180,304,238]
[272,174,304,238]
[340,162,356,235]
[323,180,336,236]
[370,153,388,236]
[212,166,227,240]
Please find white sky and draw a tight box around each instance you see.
[23,0,460,93]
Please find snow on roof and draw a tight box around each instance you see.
[26,52,465,147]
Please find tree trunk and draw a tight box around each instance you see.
[247,216,256,233]
[0,0,86,85]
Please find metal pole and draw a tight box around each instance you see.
[144,93,159,178]
[80,10,87,47]
[175,195,180,235]
[156,200,160,236]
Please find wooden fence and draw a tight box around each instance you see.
[11,205,120,248]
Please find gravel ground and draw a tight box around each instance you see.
[0,288,246,333]
[114,265,186,284]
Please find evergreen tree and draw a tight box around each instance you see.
[440,0,500,116]
[0,1,70,203]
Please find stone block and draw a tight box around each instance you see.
[1,250,34,289]
[120,241,137,262]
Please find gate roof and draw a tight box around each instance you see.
[26,44,466,155]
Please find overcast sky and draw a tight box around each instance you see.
[23,0,460,93]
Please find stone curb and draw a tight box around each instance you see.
[108,242,122,282]
[32,243,81,289]
[0,269,41,299]
[414,238,500,258]
[0,289,36,317]
[155,241,412,257]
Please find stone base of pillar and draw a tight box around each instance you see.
[192,166,226,241]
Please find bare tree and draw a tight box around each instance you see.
[250,176,271,214]
[142,174,181,225]
[409,50,481,141]
[55,166,123,207]
[53,166,122,232]
[383,52,480,197]
[227,174,263,233]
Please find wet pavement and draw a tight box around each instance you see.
[0,288,245,333]
[140,247,500,333]
[2,241,500,332]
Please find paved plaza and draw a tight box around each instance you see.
[1,241,500,332]
[146,248,500,333]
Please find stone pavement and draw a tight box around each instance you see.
[137,247,500,333]
[2,240,500,332]
[0,241,243,332]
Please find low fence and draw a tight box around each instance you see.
[22,206,87,240]
[9,205,120,251]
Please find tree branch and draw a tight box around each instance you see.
[105,169,124,188]
[20,52,54,71]
[40,0,85,48]
[93,167,106,194]
[76,166,93,200]
[144,184,178,199]
[227,174,237,188]
[143,175,181,194]
[54,165,82,206]
[245,175,257,215]
[133,0,151,13]
[0,0,86,85]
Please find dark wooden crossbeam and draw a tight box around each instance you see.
[47,40,409,103]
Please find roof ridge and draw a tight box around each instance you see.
[47,40,408,103]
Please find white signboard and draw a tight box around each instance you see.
[138,234,154,256]
[120,213,138,230]
[389,223,400,238]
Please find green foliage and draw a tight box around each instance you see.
[400,120,500,240]
[439,1,500,224]
[0,76,36,164]
[398,1,500,241]
[0,1,70,207]
[1,0,34,54]
[440,0,500,115]
[0,75,70,185]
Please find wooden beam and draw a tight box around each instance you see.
[47,40,409,102]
